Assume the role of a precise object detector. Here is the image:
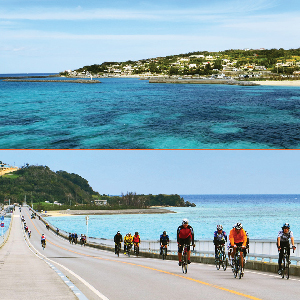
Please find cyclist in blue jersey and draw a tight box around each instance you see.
[160,231,169,255]
[213,225,227,260]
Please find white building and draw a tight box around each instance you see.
[94,200,108,206]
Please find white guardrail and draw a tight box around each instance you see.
[48,222,300,266]
[39,212,300,266]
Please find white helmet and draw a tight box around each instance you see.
[217,225,223,230]
[182,218,189,225]
[235,223,243,230]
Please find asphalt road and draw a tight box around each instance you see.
[21,207,300,300]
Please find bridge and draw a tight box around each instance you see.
[1,207,300,300]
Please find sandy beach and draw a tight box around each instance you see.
[251,80,300,86]
[44,208,175,217]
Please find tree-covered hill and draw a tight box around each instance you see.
[0,165,99,205]
[0,165,195,209]
[61,47,300,77]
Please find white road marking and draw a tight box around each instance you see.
[22,218,109,300]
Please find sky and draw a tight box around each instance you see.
[1,150,300,195]
[1,0,300,73]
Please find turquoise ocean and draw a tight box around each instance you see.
[45,194,300,241]
[1,75,300,149]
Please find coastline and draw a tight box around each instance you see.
[249,80,300,87]
[44,208,176,217]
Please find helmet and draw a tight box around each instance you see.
[182,218,189,225]
[235,223,243,230]
[128,232,131,235]
[135,232,138,235]
[282,223,290,229]
[163,231,166,235]
[217,225,223,230]
[117,231,120,234]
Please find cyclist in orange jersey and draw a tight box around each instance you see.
[229,223,247,270]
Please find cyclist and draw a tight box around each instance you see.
[114,231,123,254]
[160,231,169,255]
[80,234,87,246]
[124,233,133,254]
[277,223,296,275]
[41,233,46,247]
[213,225,227,260]
[177,219,195,266]
[133,232,140,253]
[28,229,31,238]
[229,223,247,272]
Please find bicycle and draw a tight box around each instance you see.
[41,240,46,250]
[161,246,168,260]
[215,244,227,271]
[125,243,132,257]
[134,243,139,256]
[115,243,121,257]
[181,244,193,274]
[232,246,244,279]
[280,247,294,279]
[80,238,86,247]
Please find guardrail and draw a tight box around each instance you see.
[37,210,300,266]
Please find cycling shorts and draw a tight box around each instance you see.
[178,237,191,252]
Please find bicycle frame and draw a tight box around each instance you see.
[233,246,244,279]
[216,245,227,271]
[281,247,294,280]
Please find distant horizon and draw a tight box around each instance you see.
[1,46,300,74]
[2,150,300,195]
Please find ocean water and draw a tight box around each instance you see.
[0,217,11,236]
[1,77,300,149]
[45,194,300,241]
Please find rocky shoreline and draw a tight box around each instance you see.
[148,78,259,86]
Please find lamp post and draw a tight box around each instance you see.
[85,215,89,239]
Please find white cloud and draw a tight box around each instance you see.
[0,0,281,22]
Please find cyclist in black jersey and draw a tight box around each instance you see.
[277,223,296,275]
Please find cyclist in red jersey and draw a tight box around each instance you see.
[177,219,195,266]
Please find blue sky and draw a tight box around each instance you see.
[1,150,300,195]
[1,0,300,73]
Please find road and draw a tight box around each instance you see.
[21,207,300,300]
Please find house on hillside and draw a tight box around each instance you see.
[94,199,108,206]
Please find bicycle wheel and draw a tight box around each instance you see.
[238,263,243,279]
[233,257,238,278]
[182,253,188,274]
[162,248,166,260]
[281,257,285,278]
[222,254,227,271]
[286,257,290,279]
